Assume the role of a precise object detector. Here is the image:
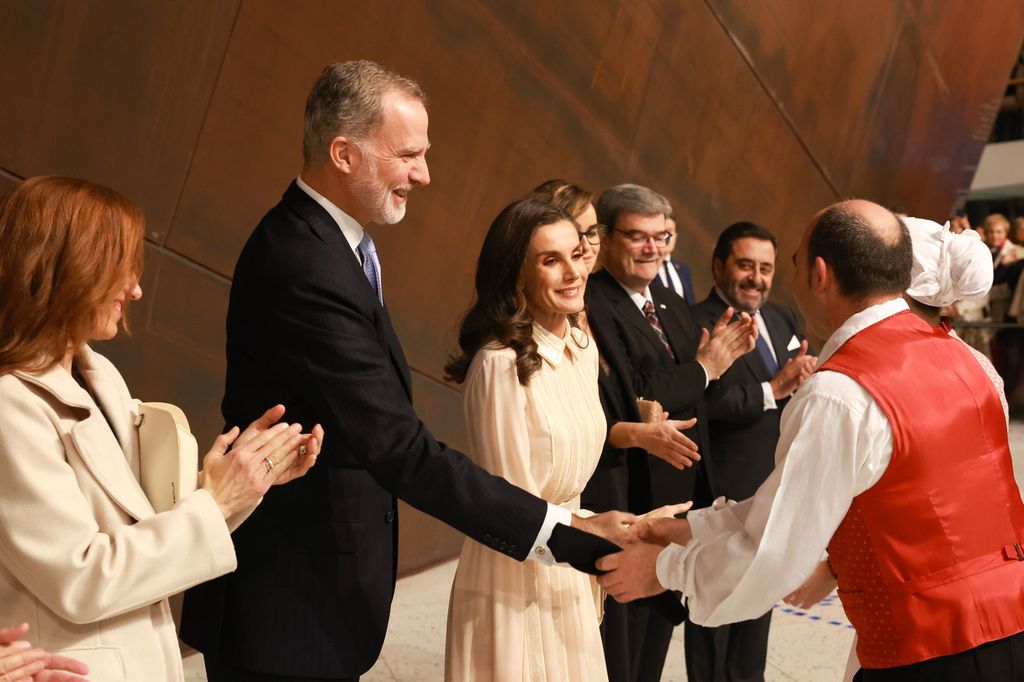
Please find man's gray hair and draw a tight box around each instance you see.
[303,60,426,165]
[595,184,673,230]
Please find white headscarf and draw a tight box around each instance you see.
[903,216,992,307]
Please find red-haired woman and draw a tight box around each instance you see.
[0,177,322,681]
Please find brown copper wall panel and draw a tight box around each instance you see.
[0,0,239,240]
[3,0,1021,573]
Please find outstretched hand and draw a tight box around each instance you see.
[635,415,700,469]
[571,510,637,548]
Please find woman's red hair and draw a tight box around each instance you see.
[0,176,144,374]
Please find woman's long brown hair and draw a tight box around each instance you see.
[445,197,574,386]
[0,176,144,374]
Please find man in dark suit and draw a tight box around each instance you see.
[179,60,627,682]
[687,221,816,681]
[582,184,756,682]
[659,215,697,302]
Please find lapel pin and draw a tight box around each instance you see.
[659,303,667,310]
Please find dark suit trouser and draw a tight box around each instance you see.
[205,659,357,682]
[852,630,1024,682]
[683,611,772,682]
[628,600,676,682]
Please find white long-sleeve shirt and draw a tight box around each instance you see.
[655,298,911,626]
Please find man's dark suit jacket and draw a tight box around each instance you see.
[690,289,805,500]
[582,268,711,514]
[179,183,548,678]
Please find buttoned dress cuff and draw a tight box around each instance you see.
[761,382,778,411]
[528,503,573,565]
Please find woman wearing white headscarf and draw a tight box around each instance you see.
[901,216,1007,421]
[782,216,1009,681]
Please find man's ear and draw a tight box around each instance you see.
[711,258,723,283]
[811,256,829,294]
[329,136,356,174]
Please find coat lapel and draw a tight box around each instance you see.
[16,357,155,521]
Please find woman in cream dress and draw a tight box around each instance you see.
[444,197,609,681]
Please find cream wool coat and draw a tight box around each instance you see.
[0,346,238,681]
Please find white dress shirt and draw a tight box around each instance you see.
[295,176,571,565]
[655,298,909,625]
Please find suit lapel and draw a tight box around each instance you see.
[283,182,413,399]
[593,271,674,360]
[651,282,698,357]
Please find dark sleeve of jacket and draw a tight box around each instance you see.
[227,201,546,561]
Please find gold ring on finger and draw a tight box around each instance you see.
[264,456,276,473]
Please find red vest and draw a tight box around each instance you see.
[822,310,1024,668]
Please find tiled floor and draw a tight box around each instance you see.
[184,421,1024,681]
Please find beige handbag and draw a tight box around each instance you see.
[136,402,199,513]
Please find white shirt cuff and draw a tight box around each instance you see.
[528,503,572,565]
[656,541,693,593]
[761,382,777,411]
[697,361,710,387]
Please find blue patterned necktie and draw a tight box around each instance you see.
[755,323,779,375]
[357,232,383,306]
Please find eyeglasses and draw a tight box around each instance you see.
[578,223,607,246]
[612,228,672,247]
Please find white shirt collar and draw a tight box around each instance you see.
[818,297,909,365]
[613,277,653,312]
[533,321,586,367]
[295,176,364,256]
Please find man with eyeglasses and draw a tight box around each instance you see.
[583,183,756,682]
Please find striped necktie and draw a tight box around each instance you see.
[642,300,675,359]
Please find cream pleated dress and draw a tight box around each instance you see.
[445,321,608,682]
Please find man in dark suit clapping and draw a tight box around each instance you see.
[688,221,816,682]
[180,60,629,682]
[583,184,756,681]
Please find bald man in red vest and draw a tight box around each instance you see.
[597,199,1024,681]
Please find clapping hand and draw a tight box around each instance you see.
[0,623,89,681]
[696,306,758,380]
[229,405,323,486]
[769,340,817,399]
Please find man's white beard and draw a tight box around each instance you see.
[351,154,406,225]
